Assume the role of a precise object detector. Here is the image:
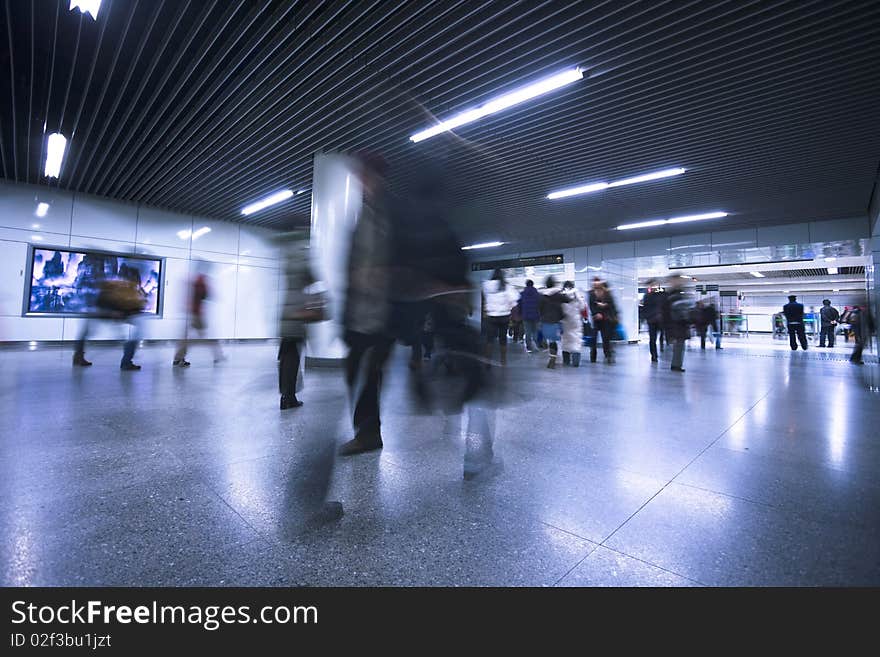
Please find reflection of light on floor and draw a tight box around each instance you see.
[725,420,747,450]
[827,381,847,468]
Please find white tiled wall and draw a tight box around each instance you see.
[0,180,280,342]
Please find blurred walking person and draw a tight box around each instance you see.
[518,279,541,353]
[561,281,585,367]
[643,280,667,362]
[339,153,396,456]
[539,276,567,369]
[73,277,145,370]
[481,269,519,366]
[664,277,691,373]
[588,278,618,364]
[277,229,324,410]
[783,294,809,351]
[172,269,225,367]
[848,302,875,365]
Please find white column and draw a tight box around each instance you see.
[307,152,362,362]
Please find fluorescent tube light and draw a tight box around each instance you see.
[44,133,67,178]
[462,241,505,250]
[35,203,50,217]
[241,189,294,215]
[410,68,583,143]
[827,267,838,275]
[617,211,727,231]
[548,167,685,200]
[70,0,101,19]
[750,271,765,278]
[191,226,211,240]
[296,189,307,195]
[177,229,192,240]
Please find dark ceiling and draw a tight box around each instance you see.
[2,0,879,251]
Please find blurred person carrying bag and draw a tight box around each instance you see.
[96,279,146,316]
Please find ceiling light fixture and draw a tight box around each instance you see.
[241,189,294,215]
[617,211,728,231]
[410,67,583,143]
[824,257,837,262]
[191,226,211,240]
[750,271,765,278]
[177,229,192,240]
[70,0,101,19]
[35,203,50,217]
[44,133,67,178]
[827,267,838,275]
[548,167,685,200]
[296,189,307,195]
[462,241,505,251]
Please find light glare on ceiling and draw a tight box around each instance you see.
[70,0,101,19]
[462,241,505,250]
[241,189,294,215]
[617,211,728,230]
[410,68,583,143]
[44,133,67,178]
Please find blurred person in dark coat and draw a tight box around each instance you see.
[518,279,541,353]
[642,280,667,362]
[539,276,567,369]
[663,277,691,372]
[588,278,618,364]
[818,299,840,348]
[339,153,396,456]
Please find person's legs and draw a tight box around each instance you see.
[422,330,434,358]
[174,321,189,364]
[851,328,864,363]
[571,351,581,367]
[797,324,808,350]
[73,319,92,365]
[562,350,571,365]
[788,324,798,350]
[601,321,614,361]
[344,333,393,448]
[648,322,659,361]
[590,325,599,362]
[819,326,827,347]
[544,323,559,368]
[671,338,685,370]
[279,338,303,407]
[495,315,509,365]
[713,320,721,349]
[121,316,141,369]
[699,326,707,349]
[524,320,537,351]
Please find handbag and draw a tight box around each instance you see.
[289,283,330,324]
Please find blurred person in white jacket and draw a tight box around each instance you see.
[560,281,586,367]
[481,268,519,366]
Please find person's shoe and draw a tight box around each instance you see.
[338,437,383,456]
[213,355,227,364]
[172,359,191,368]
[851,359,865,365]
[463,458,504,481]
[72,354,92,367]
[120,362,141,371]
[280,396,303,410]
[546,356,556,369]
[671,366,685,372]
[651,356,659,362]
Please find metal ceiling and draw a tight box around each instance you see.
[2,0,879,250]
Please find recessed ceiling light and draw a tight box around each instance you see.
[70,0,101,19]
[296,189,307,195]
[191,227,211,240]
[827,267,838,275]
[824,257,837,262]
[35,203,50,217]
[241,189,294,215]
[44,133,67,178]
[617,211,728,230]
[177,229,192,240]
[750,271,765,278]
[410,67,583,143]
[548,167,685,200]
[462,241,505,250]
[31,235,43,241]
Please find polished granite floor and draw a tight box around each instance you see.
[1,339,878,587]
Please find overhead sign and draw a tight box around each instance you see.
[471,254,564,271]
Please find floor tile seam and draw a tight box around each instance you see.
[190,474,276,546]
[591,543,709,587]
[596,385,776,548]
[550,539,601,586]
